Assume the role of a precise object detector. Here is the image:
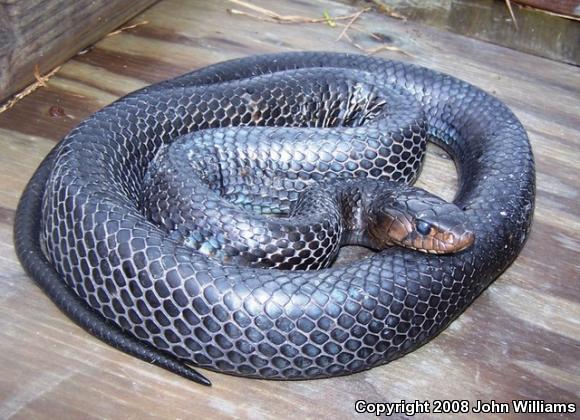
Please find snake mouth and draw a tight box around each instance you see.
[433,230,475,254]
[403,228,475,254]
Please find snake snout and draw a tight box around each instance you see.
[451,230,475,252]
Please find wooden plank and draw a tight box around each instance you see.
[514,0,580,17]
[372,0,580,65]
[0,0,579,418]
[0,0,158,101]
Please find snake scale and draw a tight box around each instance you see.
[14,52,535,386]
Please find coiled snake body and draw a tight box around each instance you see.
[14,52,535,385]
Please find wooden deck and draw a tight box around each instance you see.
[0,0,156,101]
[0,0,578,418]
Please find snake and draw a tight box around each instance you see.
[14,52,535,386]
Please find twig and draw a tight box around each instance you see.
[335,22,383,42]
[343,32,411,57]
[34,64,48,87]
[362,44,411,56]
[505,0,519,30]
[228,0,288,19]
[228,9,271,22]
[106,20,149,37]
[0,65,61,114]
[336,8,366,41]
[368,0,406,20]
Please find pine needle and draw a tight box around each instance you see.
[106,21,149,37]
[505,0,519,30]
[0,65,61,114]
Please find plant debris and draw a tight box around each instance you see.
[227,0,368,25]
[504,0,519,30]
[322,10,337,27]
[343,33,411,57]
[336,8,367,41]
[106,20,149,37]
[368,0,406,20]
[0,65,61,115]
[227,0,410,57]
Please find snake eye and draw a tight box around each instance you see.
[415,220,432,236]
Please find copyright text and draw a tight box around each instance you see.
[354,399,577,416]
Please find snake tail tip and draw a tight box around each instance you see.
[186,368,212,386]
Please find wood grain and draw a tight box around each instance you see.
[372,0,580,65]
[0,0,157,101]
[0,0,578,418]
[514,0,580,17]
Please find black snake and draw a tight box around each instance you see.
[14,52,535,386]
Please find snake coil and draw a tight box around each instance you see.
[14,52,535,386]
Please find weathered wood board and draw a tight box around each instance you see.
[515,0,580,17]
[0,0,157,101]
[0,0,578,418]
[373,0,580,65]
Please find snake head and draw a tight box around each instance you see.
[368,186,475,254]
